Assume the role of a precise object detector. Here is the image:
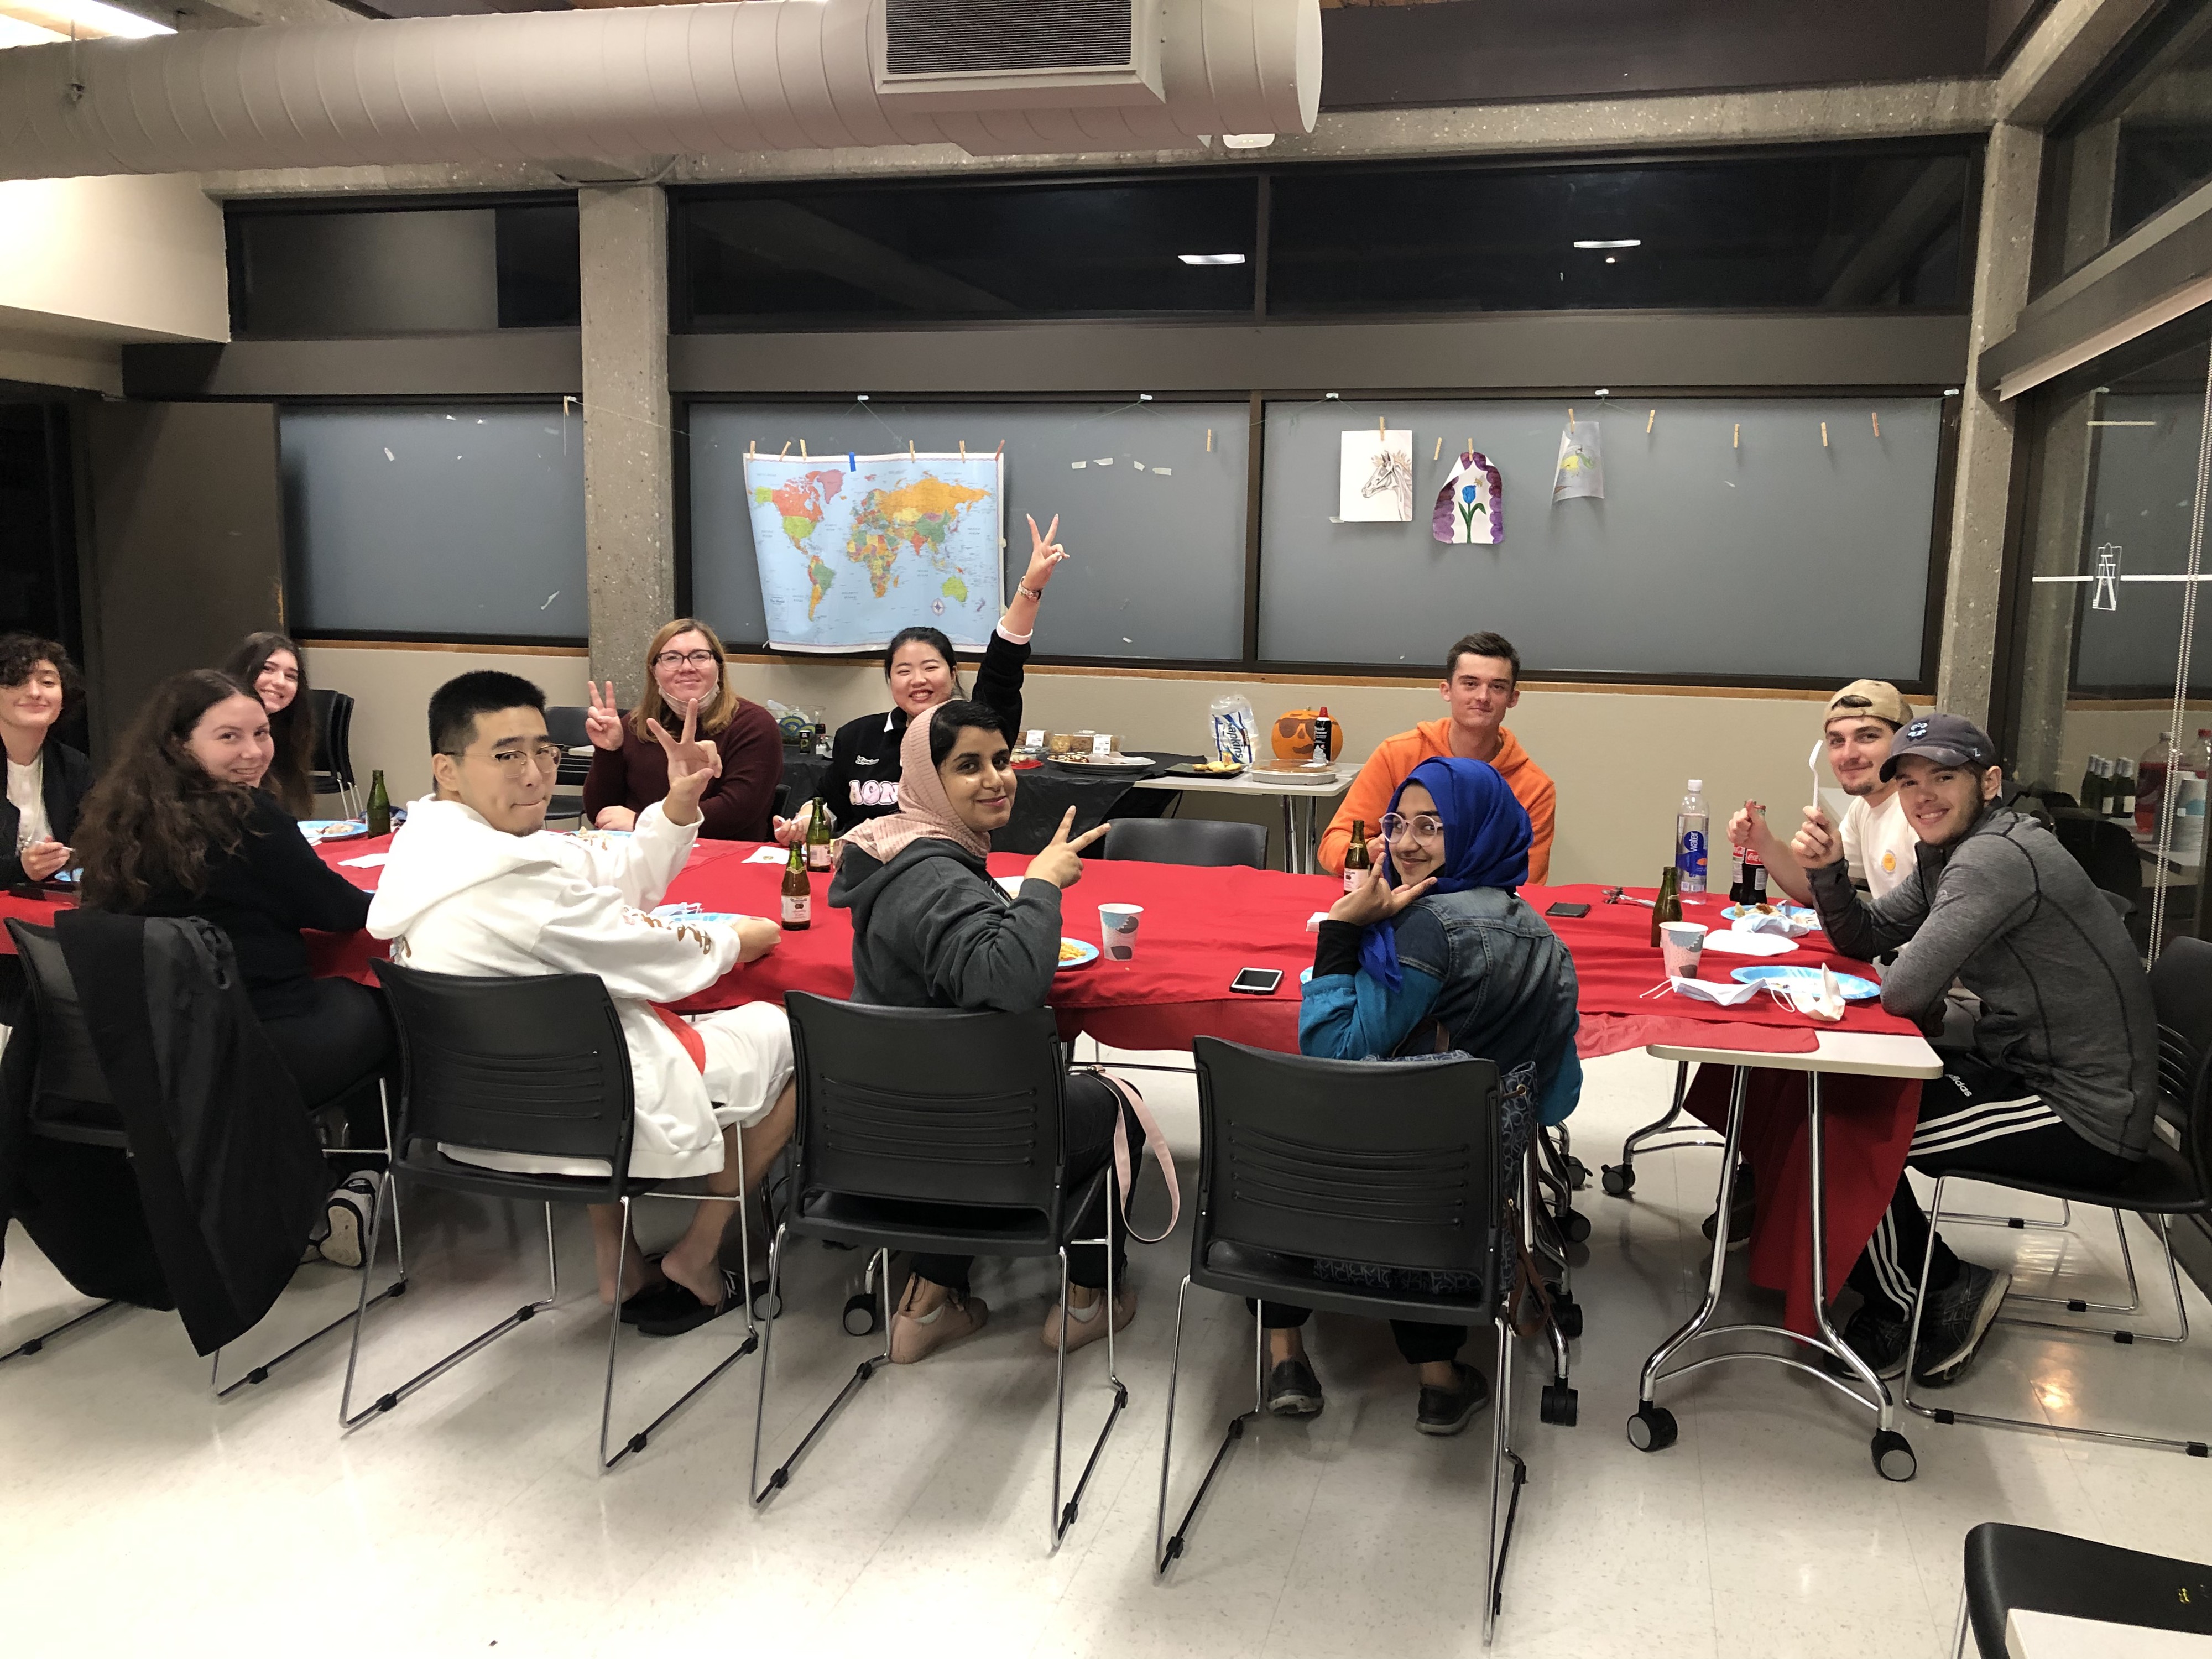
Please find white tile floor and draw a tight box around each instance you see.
[4,1048,2210,1657]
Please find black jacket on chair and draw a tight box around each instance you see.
[0,740,90,887]
[0,911,328,1354]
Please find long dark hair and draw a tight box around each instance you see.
[221,630,314,816]
[77,670,264,910]
[884,626,967,698]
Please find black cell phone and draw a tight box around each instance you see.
[1230,967,1284,994]
[1545,901,1592,918]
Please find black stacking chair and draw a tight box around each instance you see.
[543,705,593,824]
[0,919,404,1389]
[345,962,759,1471]
[307,688,360,817]
[1902,937,2212,1454]
[1955,1522,2212,1656]
[1102,817,1267,869]
[750,993,1126,1550]
[1156,1039,1523,1646]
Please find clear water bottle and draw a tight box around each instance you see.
[1676,779,1710,895]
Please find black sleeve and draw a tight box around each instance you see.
[970,629,1030,740]
[823,718,866,831]
[1313,919,1363,978]
[244,797,372,933]
[46,744,92,846]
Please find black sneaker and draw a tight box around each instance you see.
[1913,1263,2011,1387]
[1838,1306,1910,1381]
[1415,1363,1490,1437]
[1700,1164,1757,1252]
[1266,1357,1324,1418]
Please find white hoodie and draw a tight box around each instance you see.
[367,796,747,1179]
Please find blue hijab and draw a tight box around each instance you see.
[1358,757,1532,991]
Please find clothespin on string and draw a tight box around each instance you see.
[1432,436,1443,462]
[909,439,916,461]
[1871,411,1881,439]
[800,438,807,457]
[1646,409,1656,435]
[779,440,791,458]
[995,439,1005,459]
[1568,407,1576,432]
[1820,422,1828,449]
[1732,423,1740,451]
[1206,429,1213,452]
[959,440,967,460]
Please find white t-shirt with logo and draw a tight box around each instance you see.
[1840,788,1917,898]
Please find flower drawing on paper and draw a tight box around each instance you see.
[1431,451,1504,544]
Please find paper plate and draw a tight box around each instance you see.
[1701,930,1799,958]
[1731,964,1881,1001]
[650,906,745,926]
[1720,904,1817,924]
[1057,938,1100,970]
[299,818,367,843]
[1050,754,1154,770]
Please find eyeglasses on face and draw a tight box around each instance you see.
[653,650,719,669]
[443,740,564,773]
[1379,812,1446,842]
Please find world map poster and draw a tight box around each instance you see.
[742,451,1005,652]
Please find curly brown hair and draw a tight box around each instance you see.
[0,632,82,706]
[76,670,263,910]
[222,630,314,816]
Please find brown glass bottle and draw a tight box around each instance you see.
[780,838,812,930]
[1651,867,1682,947]
[1342,818,1370,893]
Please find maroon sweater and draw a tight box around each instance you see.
[581,698,782,841]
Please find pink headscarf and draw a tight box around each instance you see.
[835,702,994,866]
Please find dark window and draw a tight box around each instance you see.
[227,201,580,338]
[2034,0,2212,291]
[1266,148,1976,315]
[675,176,1258,327]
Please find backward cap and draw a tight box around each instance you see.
[1827,679,1912,728]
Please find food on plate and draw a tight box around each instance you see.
[1058,940,1088,963]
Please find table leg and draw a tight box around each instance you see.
[1280,795,1300,875]
[1639,1064,1751,1404]
[1806,1072,1892,1425]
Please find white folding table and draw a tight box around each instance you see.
[1128,765,1349,874]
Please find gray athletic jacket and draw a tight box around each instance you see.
[1807,808,2158,1159]
[828,839,1060,1012]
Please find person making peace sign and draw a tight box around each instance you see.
[581,617,782,840]
[781,512,1071,842]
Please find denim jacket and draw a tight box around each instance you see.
[1300,887,1582,1124]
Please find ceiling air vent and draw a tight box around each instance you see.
[875,0,1166,111]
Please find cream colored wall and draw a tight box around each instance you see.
[301,642,591,807]
[719,655,1836,885]
[0,175,230,345]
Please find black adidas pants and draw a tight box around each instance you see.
[1848,1052,2135,1319]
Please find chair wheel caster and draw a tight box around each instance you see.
[1871,1429,1917,1482]
[750,1281,782,1321]
[1601,1164,1634,1197]
[1552,1296,1584,1341]
[1557,1208,1592,1244]
[1563,1156,1589,1191]
[1540,1383,1579,1426]
[842,1293,880,1336]
[1627,1404,1677,1452]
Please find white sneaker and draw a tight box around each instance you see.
[319,1173,380,1269]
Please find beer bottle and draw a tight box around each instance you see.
[780,837,812,930]
[805,796,833,873]
[366,769,391,838]
[1651,866,1681,948]
[1342,818,1370,894]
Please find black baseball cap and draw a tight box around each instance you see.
[1880,713,1997,781]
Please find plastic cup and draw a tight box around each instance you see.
[1099,903,1144,962]
[1660,920,1708,979]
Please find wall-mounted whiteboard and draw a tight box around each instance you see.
[688,400,1249,659]
[1257,396,1944,680]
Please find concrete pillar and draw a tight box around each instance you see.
[2013,382,2099,788]
[1937,122,2044,727]
[578,184,675,703]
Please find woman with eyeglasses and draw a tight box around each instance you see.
[776,513,1069,842]
[75,670,394,1264]
[581,618,781,840]
[1256,756,1582,1437]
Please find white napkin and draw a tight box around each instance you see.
[1773,967,1846,1022]
[1730,907,1817,938]
[743,845,789,864]
[1668,977,1759,1006]
[1703,930,1798,958]
[1306,910,1332,932]
[337,852,391,869]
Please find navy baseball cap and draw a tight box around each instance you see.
[1881,713,1997,781]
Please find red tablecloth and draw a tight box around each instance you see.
[1,847,1921,1332]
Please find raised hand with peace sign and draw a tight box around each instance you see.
[1001,512,1068,638]
[584,679,625,750]
[1026,805,1109,889]
[646,696,723,827]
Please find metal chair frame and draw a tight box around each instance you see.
[338,965,760,1472]
[0,1297,123,1364]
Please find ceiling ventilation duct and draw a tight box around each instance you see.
[0,0,1319,182]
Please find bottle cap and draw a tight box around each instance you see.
[1688,779,1703,791]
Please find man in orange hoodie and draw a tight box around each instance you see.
[1318,631,1557,883]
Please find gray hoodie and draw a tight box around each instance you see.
[828,838,1062,1011]
[1808,808,2158,1159]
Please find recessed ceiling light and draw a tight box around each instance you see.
[1573,239,1642,250]
[0,0,174,41]
[1177,253,1246,266]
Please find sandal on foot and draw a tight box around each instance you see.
[636,1269,742,1338]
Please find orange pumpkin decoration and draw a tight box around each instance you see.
[1272,708,1344,763]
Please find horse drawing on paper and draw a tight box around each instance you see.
[1360,444,1413,520]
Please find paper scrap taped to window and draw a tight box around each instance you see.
[1339,429,1415,522]
[1552,421,1604,504]
[742,452,1004,652]
[1433,451,1503,544]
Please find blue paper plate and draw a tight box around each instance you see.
[650,907,745,926]
[1057,938,1100,971]
[1730,964,1881,1001]
[1720,903,1817,924]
